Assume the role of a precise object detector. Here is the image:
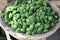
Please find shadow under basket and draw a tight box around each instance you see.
[0,27,7,40]
[0,0,60,40]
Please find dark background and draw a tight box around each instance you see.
[47,28,60,40]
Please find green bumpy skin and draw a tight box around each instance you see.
[2,0,59,35]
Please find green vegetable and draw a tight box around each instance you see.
[37,27,42,33]
[2,0,59,35]
[44,24,49,29]
[48,16,53,21]
[43,29,48,33]
[16,27,21,32]
[29,24,34,30]
[26,28,31,31]
[9,13,13,18]
[21,28,25,32]
[32,29,36,35]
[26,31,31,35]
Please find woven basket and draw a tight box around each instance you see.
[0,0,60,40]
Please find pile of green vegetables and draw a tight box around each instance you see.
[2,0,59,35]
